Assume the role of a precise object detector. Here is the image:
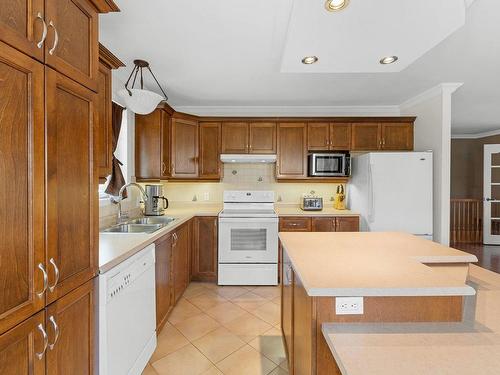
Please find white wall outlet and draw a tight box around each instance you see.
[335,297,364,315]
[203,192,209,201]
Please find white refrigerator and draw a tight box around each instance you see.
[348,152,433,240]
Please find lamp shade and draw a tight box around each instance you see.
[118,88,164,115]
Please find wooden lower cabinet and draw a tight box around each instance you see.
[173,223,190,303]
[155,234,174,331]
[280,217,312,232]
[281,216,360,233]
[192,217,218,282]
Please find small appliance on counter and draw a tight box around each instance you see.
[333,185,347,210]
[144,184,168,216]
[300,195,323,211]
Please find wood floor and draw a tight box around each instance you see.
[452,242,500,273]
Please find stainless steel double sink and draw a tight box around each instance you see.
[101,216,176,234]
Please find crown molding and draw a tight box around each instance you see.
[452,128,500,139]
[172,105,401,117]
[399,83,463,111]
[99,43,125,69]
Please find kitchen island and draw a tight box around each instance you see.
[279,232,478,375]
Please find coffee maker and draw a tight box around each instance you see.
[144,184,168,216]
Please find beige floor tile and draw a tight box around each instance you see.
[251,302,281,325]
[216,345,277,375]
[232,292,269,311]
[183,283,209,298]
[187,291,228,310]
[152,344,212,375]
[205,301,248,324]
[142,363,158,375]
[150,323,190,362]
[269,366,288,375]
[252,286,281,300]
[249,327,286,365]
[193,326,246,363]
[168,298,202,325]
[201,366,223,375]
[200,282,219,291]
[174,313,220,341]
[279,359,288,371]
[213,286,249,299]
[223,312,273,342]
[271,296,281,305]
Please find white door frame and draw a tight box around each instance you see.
[483,144,500,244]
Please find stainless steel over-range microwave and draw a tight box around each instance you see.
[308,153,351,177]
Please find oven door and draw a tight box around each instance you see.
[309,153,346,176]
[218,217,278,263]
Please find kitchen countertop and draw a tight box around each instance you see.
[99,203,222,273]
[275,204,359,217]
[321,264,500,375]
[279,232,478,297]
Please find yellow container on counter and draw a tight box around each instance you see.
[333,185,346,210]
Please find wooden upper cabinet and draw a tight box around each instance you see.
[307,123,330,151]
[0,310,46,375]
[45,68,98,304]
[0,42,45,335]
[192,217,218,282]
[351,123,381,151]
[277,123,307,179]
[330,123,351,150]
[155,234,173,331]
[199,122,221,179]
[381,122,413,150]
[45,0,99,91]
[0,0,45,61]
[171,117,199,178]
[249,122,276,154]
[135,109,171,180]
[221,122,248,153]
[45,279,96,375]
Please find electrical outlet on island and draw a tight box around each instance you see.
[335,297,364,315]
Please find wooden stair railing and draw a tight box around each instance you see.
[450,199,483,244]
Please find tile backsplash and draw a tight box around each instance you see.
[159,163,344,204]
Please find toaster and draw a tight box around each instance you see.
[300,196,323,211]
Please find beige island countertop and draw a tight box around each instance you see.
[321,265,500,375]
[279,232,478,297]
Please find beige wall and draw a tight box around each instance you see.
[451,134,500,199]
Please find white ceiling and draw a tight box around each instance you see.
[100,0,500,134]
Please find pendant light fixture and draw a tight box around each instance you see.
[118,59,168,115]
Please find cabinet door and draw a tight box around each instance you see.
[381,123,413,150]
[135,109,162,180]
[96,61,112,182]
[171,118,199,178]
[192,217,218,282]
[330,123,351,150]
[351,123,381,151]
[0,311,46,375]
[173,225,189,302]
[46,68,98,304]
[279,217,311,232]
[281,247,293,374]
[199,122,221,179]
[0,42,45,335]
[155,234,173,331]
[161,111,171,178]
[0,0,45,61]
[221,122,248,153]
[311,217,336,232]
[335,217,360,232]
[45,279,96,375]
[277,123,307,179]
[307,123,330,151]
[45,0,99,91]
[249,122,276,154]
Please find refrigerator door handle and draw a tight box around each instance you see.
[368,163,375,223]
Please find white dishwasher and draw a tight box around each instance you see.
[99,244,157,375]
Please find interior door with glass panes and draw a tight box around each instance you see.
[483,145,500,244]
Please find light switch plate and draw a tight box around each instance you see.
[335,297,364,315]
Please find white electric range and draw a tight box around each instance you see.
[218,191,278,285]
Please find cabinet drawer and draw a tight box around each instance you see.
[279,217,311,232]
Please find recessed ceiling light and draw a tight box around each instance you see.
[302,56,319,65]
[325,0,349,12]
[379,56,398,65]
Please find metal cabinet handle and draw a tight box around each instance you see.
[48,21,58,55]
[162,162,167,175]
[48,258,59,292]
[36,263,48,298]
[171,163,175,174]
[290,223,298,226]
[285,264,292,283]
[36,323,48,359]
[35,12,47,48]
[48,315,60,350]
